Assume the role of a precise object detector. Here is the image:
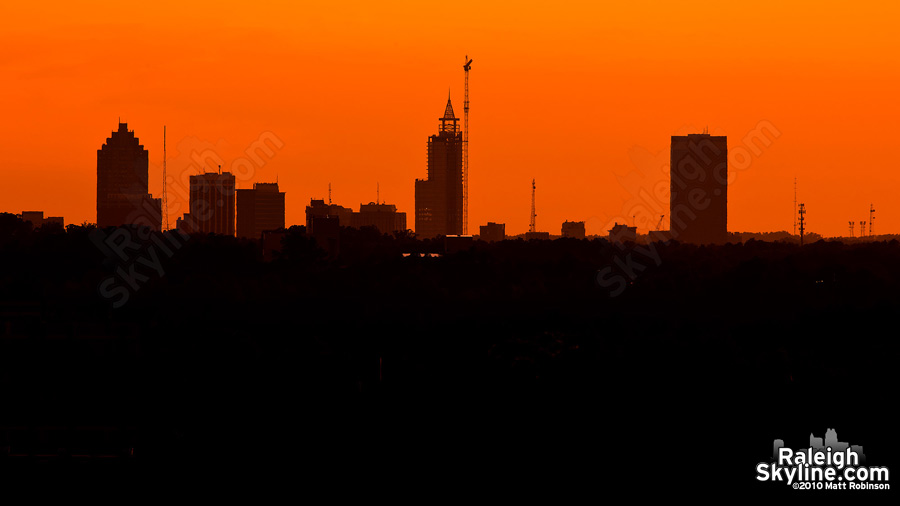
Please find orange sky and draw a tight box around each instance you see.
[2,1,899,237]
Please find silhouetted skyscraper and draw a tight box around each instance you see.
[351,203,407,235]
[670,133,727,244]
[96,122,162,230]
[305,199,353,233]
[415,97,463,238]
[237,182,285,239]
[479,222,505,242]
[179,171,235,235]
[561,221,586,239]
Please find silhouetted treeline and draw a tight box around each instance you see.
[0,213,897,496]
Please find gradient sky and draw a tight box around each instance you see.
[2,1,899,237]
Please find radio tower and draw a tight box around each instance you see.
[529,178,537,233]
[860,221,866,238]
[328,183,332,205]
[849,221,854,238]
[163,126,168,231]
[462,56,473,234]
[798,203,806,246]
[869,204,875,238]
[793,177,797,236]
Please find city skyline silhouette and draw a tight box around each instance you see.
[3,2,899,237]
[1,1,898,495]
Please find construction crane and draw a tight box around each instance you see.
[656,214,664,231]
[529,178,536,233]
[462,56,472,234]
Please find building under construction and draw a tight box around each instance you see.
[415,97,463,238]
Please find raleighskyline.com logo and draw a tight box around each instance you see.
[756,429,890,490]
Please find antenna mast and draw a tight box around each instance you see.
[869,204,875,238]
[849,221,854,238]
[798,203,806,246]
[530,179,536,233]
[793,177,797,236]
[328,183,332,205]
[462,56,472,234]
[163,126,168,231]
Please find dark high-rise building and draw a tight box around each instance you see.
[20,211,64,229]
[415,97,463,238]
[97,122,162,230]
[179,171,235,235]
[561,221,586,239]
[479,222,506,242]
[305,199,353,233]
[237,182,285,239]
[351,203,407,235]
[670,133,727,244]
[608,223,637,244]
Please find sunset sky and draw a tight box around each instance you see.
[2,1,898,237]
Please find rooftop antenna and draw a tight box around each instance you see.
[463,55,473,235]
[163,126,168,231]
[377,182,380,205]
[328,183,332,205]
[529,178,537,233]
[798,203,806,246]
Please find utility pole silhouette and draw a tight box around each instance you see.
[849,221,854,238]
[860,221,866,238]
[798,203,806,246]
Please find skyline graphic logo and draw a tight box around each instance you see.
[756,429,890,491]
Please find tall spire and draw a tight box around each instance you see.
[443,97,456,121]
[440,95,459,133]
